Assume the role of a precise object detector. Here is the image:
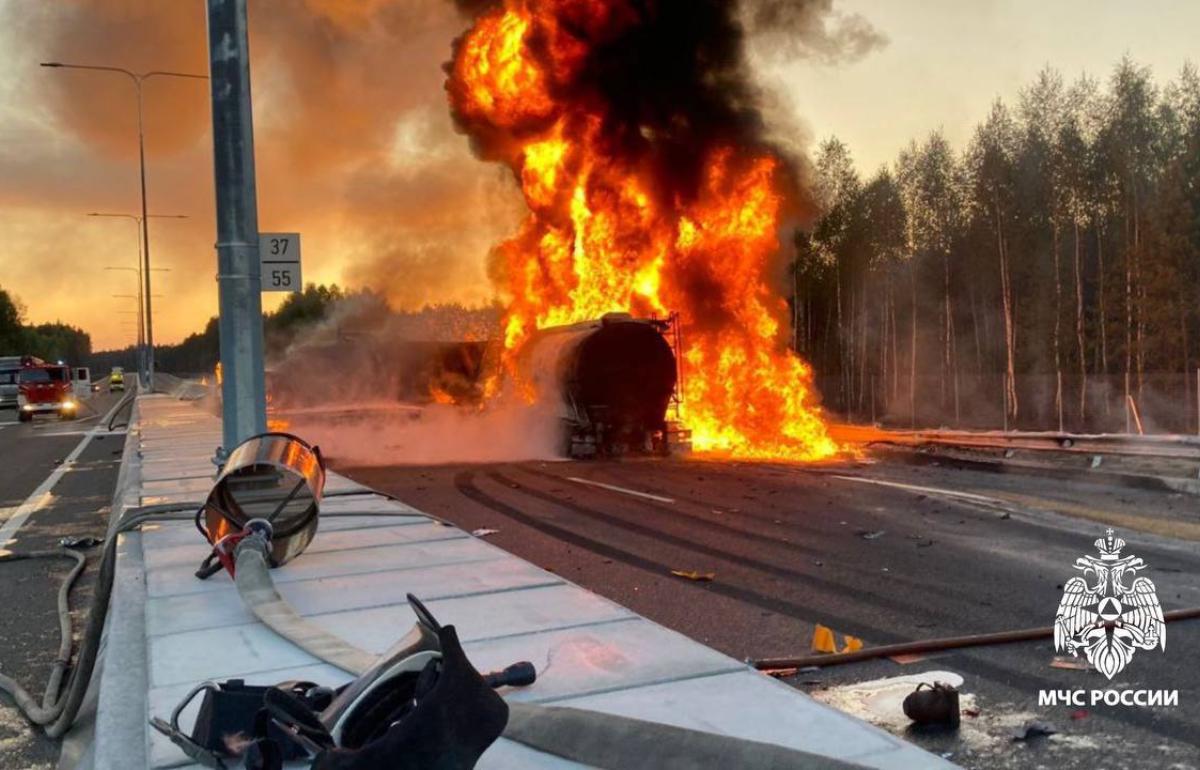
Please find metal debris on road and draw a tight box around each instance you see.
[59,536,103,549]
[1049,657,1090,670]
[670,569,715,582]
[471,527,500,537]
[1011,720,1056,741]
[760,667,799,678]
[857,529,886,540]
[811,624,863,654]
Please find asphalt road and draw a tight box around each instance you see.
[342,452,1200,770]
[0,388,127,770]
[5,390,1194,770]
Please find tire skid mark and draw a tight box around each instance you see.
[457,468,933,638]
[505,466,989,614]
[453,469,1200,748]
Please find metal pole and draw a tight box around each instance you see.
[135,83,155,390]
[135,216,146,382]
[206,0,267,454]
[44,63,205,387]
[1003,376,1008,433]
[93,212,186,378]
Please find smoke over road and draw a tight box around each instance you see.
[1,0,881,353]
[1,1,517,346]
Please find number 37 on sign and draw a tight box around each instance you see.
[259,232,302,293]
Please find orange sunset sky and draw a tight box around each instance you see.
[1,0,1196,351]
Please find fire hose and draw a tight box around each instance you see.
[12,424,1117,769]
[105,383,138,432]
[176,433,875,768]
[0,501,475,743]
[0,431,437,745]
[0,548,85,725]
[214,522,871,770]
[12,497,1198,769]
[0,502,212,738]
[0,383,141,729]
[232,526,379,676]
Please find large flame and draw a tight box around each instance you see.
[448,0,837,461]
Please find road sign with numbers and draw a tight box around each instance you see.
[259,232,301,292]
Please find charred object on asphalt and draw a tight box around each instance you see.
[518,313,689,458]
[902,681,960,729]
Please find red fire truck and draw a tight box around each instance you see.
[16,356,79,422]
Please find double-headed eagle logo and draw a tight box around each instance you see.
[1054,529,1165,679]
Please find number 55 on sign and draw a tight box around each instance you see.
[259,232,302,292]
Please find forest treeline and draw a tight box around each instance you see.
[88,285,501,377]
[0,287,92,364]
[795,58,1200,433]
[88,283,350,375]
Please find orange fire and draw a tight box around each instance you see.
[448,1,837,461]
[429,386,457,405]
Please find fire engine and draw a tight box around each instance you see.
[16,356,79,422]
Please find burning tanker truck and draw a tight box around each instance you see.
[263,311,689,458]
[514,313,690,458]
[268,0,841,464]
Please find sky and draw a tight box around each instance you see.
[0,0,1196,352]
[772,0,1200,173]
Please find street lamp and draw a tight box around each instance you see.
[110,297,141,357]
[45,62,206,388]
[91,212,186,383]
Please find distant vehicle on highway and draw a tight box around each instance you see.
[110,367,125,392]
[0,356,20,409]
[18,359,78,422]
[73,366,93,398]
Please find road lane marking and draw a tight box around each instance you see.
[836,475,1200,542]
[28,429,127,438]
[566,476,675,504]
[0,397,129,546]
[830,475,1002,505]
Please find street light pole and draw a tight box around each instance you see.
[206,0,268,453]
[134,78,152,388]
[112,292,162,350]
[91,212,186,384]
[94,215,144,378]
[44,62,206,389]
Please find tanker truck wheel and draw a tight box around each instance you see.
[556,422,573,458]
[560,423,597,459]
[18,410,32,423]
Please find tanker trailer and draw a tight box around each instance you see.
[518,313,678,457]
